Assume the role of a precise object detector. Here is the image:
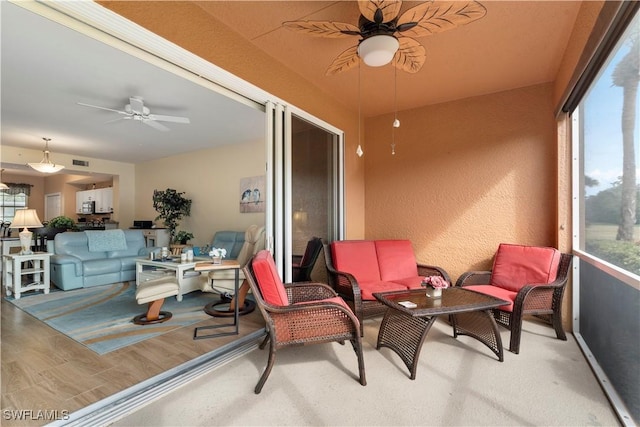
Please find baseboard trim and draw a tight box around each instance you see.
[47,328,266,427]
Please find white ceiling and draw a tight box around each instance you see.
[0,1,265,176]
[1,1,582,178]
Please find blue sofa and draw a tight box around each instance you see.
[50,229,152,290]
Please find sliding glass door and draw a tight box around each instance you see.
[267,104,344,281]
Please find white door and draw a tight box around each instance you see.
[44,193,62,221]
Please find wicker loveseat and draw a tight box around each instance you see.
[324,239,451,328]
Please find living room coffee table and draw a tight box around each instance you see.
[373,287,509,379]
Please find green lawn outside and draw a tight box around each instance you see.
[585,223,640,240]
[585,223,640,275]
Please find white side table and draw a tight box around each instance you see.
[3,252,52,299]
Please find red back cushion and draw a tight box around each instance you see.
[331,241,381,282]
[490,243,561,292]
[252,250,289,306]
[375,240,418,281]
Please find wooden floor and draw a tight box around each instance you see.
[0,294,266,427]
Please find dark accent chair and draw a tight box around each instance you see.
[456,243,572,354]
[31,227,66,252]
[291,237,323,282]
[244,250,366,394]
[1,221,12,238]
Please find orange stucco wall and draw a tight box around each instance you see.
[364,83,558,280]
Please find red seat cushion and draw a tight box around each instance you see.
[331,241,381,283]
[252,250,289,306]
[375,240,419,281]
[490,244,561,293]
[392,276,424,290]
[464,285,515,311]
[359,280,407,300]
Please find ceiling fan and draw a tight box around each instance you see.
[77,96,191,132]
[283,0,487,75]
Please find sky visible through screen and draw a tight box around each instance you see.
[583,25,639,198]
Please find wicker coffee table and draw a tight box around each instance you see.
[373,287,509,379]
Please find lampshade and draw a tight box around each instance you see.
[357,35,399,67]
[28,138,65,173]
[10,209,43,255]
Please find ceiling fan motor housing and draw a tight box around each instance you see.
[358,15,398,38]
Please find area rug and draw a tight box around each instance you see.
[6,282,219,355]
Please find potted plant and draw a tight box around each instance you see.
[173,230,194,245]
[47,215,78,231]
[152,188,192,243]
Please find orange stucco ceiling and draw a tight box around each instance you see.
[190,1,582,117]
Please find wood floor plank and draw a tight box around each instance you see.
[1,296,266,426]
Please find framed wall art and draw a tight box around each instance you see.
[239,175,265,213]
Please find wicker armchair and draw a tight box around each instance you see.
[244,250,366,394]
[323,241,451,329]
[456,244,572,354]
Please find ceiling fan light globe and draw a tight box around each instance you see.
[358,35,399,67]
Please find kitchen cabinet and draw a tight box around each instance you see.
[76,188,113,214]
[76,190,96,213]
[95,188,113,213]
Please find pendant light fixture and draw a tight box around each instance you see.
[356,62,364,158]
[28,137,65,173]
[0,169,8,190]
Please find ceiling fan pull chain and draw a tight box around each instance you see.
[391,65,398,155]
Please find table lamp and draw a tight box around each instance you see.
[10,209,43,254]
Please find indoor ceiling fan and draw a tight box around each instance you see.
[77,96,191,132]
[283,0,487,75]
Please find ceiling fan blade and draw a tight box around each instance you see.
[129,96,145,114]
[282,20,360,38]
[393,37,426,73]
[396,1,487,38]
[147,114,190,124]
[77,102,127,115]
[143,119,170,132]
[326,46,360,75]
[358,0,402,24]
[103,117,127,125]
